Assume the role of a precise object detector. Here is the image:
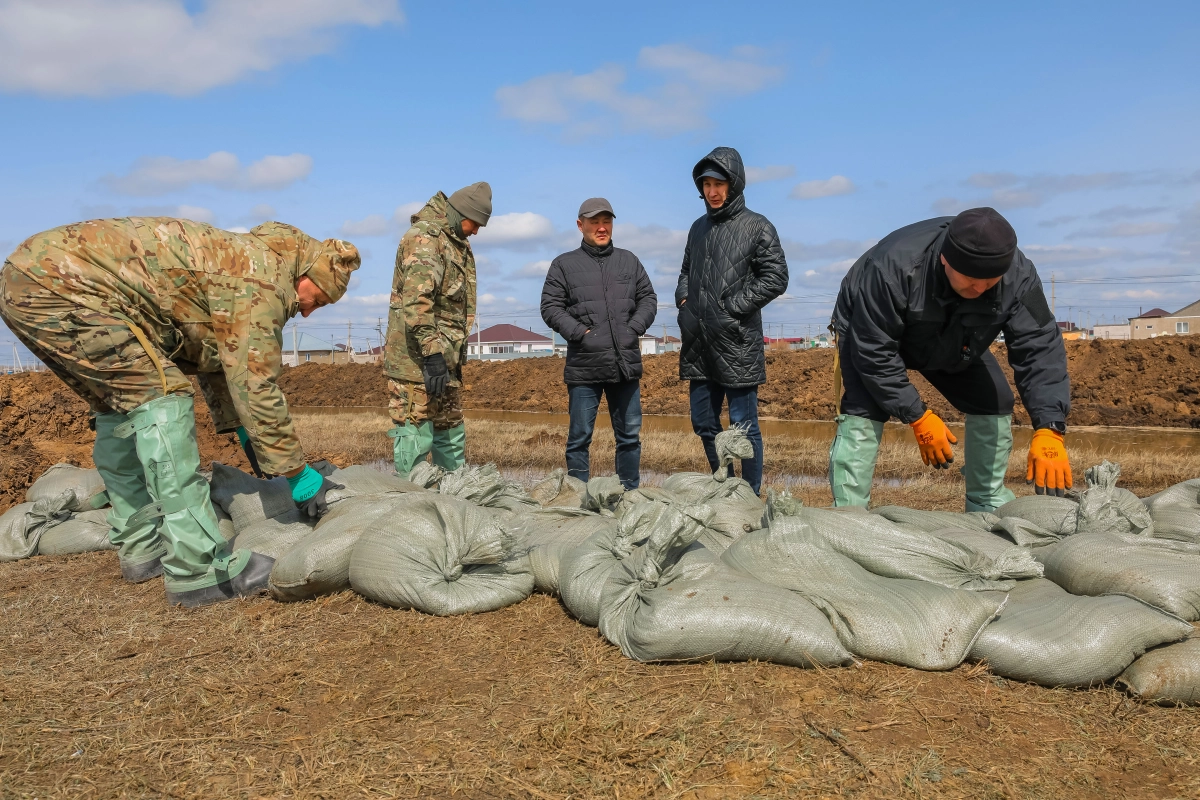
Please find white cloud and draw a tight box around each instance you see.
[745,165,795,184]
[479,293,497,304]
[496,44,782,137]
[103,151,312,195]
[790,175,856,200]
[394,201,424,225]
[339,293,391,306]
[0,0,402,97]
[939,169,1200,211]
[341,214,393,237]
[175,204,215,224]
[514,260,552,279]
[804,269,818,277]
[1101,289,1165,300]
[1066,222,1174,239]
[474,212,556,249]
[614,223,688,263]
[781,238,873,263]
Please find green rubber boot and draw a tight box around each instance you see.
[117,395,268,607]
[963,414,1017,513]
[829,414,884,507]
[431,423,467,471]
[93,411,165,582]
[389,421,434,475]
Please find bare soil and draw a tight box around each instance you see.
[278,337,1200,428]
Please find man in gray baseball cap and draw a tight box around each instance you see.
[540,197,657,488]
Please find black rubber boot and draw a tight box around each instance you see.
[165,553,276,608]
[120,555,164,583]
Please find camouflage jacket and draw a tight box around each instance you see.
[383,192,477,385]
[5,217,346,475]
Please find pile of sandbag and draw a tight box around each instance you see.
[0,464,115,561]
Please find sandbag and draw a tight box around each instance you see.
[438,463,538,513]
[724,524,1003,670]
[996,495,1079,537]
[970,578,1192,687]
[789,508,1043,591]
[0,494,73,561]
[215,504,235,542]
[349,493,534,616]
[325,465,424,503]
[270,493,427,601]
[701,500,766,554]
[763,488,804,521]
[1143,479,1200,544]
[208,462,296,534]
[598,501,853,668]
[559,504,655,626]
[26,464,108,511]
[583,476,626,515]
[662,472,760,504]
[1036,532,1200,621]
[872,506,998,534]
[530,468,586,509]
[927,527,1022,561]
[508,508,616,594]
[406,462,445,489]
[1075,461,1153,537]
[37,509,114,555]
[233,512,316,560]
[1119,639,1200,705]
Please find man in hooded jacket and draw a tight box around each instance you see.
[675,147,789,494]
[829,207,1071,511]
[0,216,359,607]
[384,182,490,475]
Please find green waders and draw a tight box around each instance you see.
[93,411,166,582]
[431,423,466,471]
[389,421,434,475]
[828,414,884,507]
[963,414,1017,512]
[116,395,260,603]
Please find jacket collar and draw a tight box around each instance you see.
[581,239,614,259]
[706,192,746,223]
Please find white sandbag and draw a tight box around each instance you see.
[995,495,1079,537]
[701,500,766,555]
[26,464,108,511]
[1075,461,1153,537]
[723,524,1003,670]
[583,476,626,515]
[559,504,655,626]
[0,495,73,561]
[325,465,424,503]
[529,468,586,509]
[1143,478,1200,544]
[1036,532,1200,621]
[406,461,445,489]
[970,578,1192,687]
[438,463,538,513]
[872,506,999,533]
[598,502,852,669]
[37,509,114,555]
[789,508,1042,591]
[349,493,534,616]
[208,462,295,534]
[662,472,760,504]
[1119,639,1200,705]
[269,493,427,601]
[233,511,315,560]
[507,508,616,594]
[927,527,1022,561]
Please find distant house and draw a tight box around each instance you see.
[1130,308,1171,339]
[466,324,554,358]
[282,332,337,366]
[1093,323,1131,340]
[1156,299,1200,337]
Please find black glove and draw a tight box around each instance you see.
[421,352,450,397]
[309,459,337,478]
[299,477,344,519]
[242,439,263,478]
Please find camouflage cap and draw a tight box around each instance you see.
[250,222,361,303]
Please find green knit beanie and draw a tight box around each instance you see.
[448,181,492,226]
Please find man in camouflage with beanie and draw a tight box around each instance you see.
[384,182,490,475]
[0,217,360,607]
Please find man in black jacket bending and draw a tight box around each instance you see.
[829,207,1072,511]
[675,147,789,494]
[541,198,657,489]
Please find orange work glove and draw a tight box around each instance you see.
[910,409,957,469]
[1026,428,1072,497]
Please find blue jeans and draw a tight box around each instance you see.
[567,381,643,489]
[689,380,763,493]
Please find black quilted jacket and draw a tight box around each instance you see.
[674,147,789,387]
[541,240,658,385]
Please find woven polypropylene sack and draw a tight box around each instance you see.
[1119,639,1200,705]
[662,473,760,504]
[349,493,534,616]
[270,493,428,601]
[1036,532,1200,620]
[872,506,999,534]
[970,578,1192,687]
[209,462,296,534]
[1143,479,1200,544]
[1075,461,1153,537]
[790,508,1042,590]
[508,508,616,594]
[37,509,114,555]
[406,462,445,489]
[438,463,538,513]
[559,506,654,626]
[927,527,1022,561]
[215,504,235,542]
[723,524,1002,670]
[0,495,72,561]
[27,464,108,511]
[598,504,852,669]
[530,468,586,509]
[233,511,316,560]
[325,465,424,504]
[995,495,1079,537]
[583,476,626,514]
[701,500,765,554]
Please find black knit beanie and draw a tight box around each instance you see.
[940,207,1017,279]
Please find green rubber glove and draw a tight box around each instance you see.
[286,465,343,519]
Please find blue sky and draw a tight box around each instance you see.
[0,0,1197,357]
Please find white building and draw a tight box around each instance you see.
[1092,323,1131,340]
[465,324,555,357]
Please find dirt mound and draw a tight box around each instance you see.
[278,362,390,408]
[0,372,250,511]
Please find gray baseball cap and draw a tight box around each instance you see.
[578,197,615,219]
[697,167,728,181]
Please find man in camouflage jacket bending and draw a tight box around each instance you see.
[384,182,490,474]
[0,218,359,607]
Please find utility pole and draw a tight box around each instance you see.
[376,317,385,354]
[1051,273,1055,316]
[13,344,21,372]
[346,320,353,364]
[476,309,483,359]
[292,322,299,366]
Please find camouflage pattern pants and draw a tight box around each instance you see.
[388,379,463,430]
[0,265,192,412]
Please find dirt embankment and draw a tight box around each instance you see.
[280,337,1200,428]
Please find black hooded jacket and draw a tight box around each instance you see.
[541,239,658,385]
[831,216,1070,430]
[674,147,789,387]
